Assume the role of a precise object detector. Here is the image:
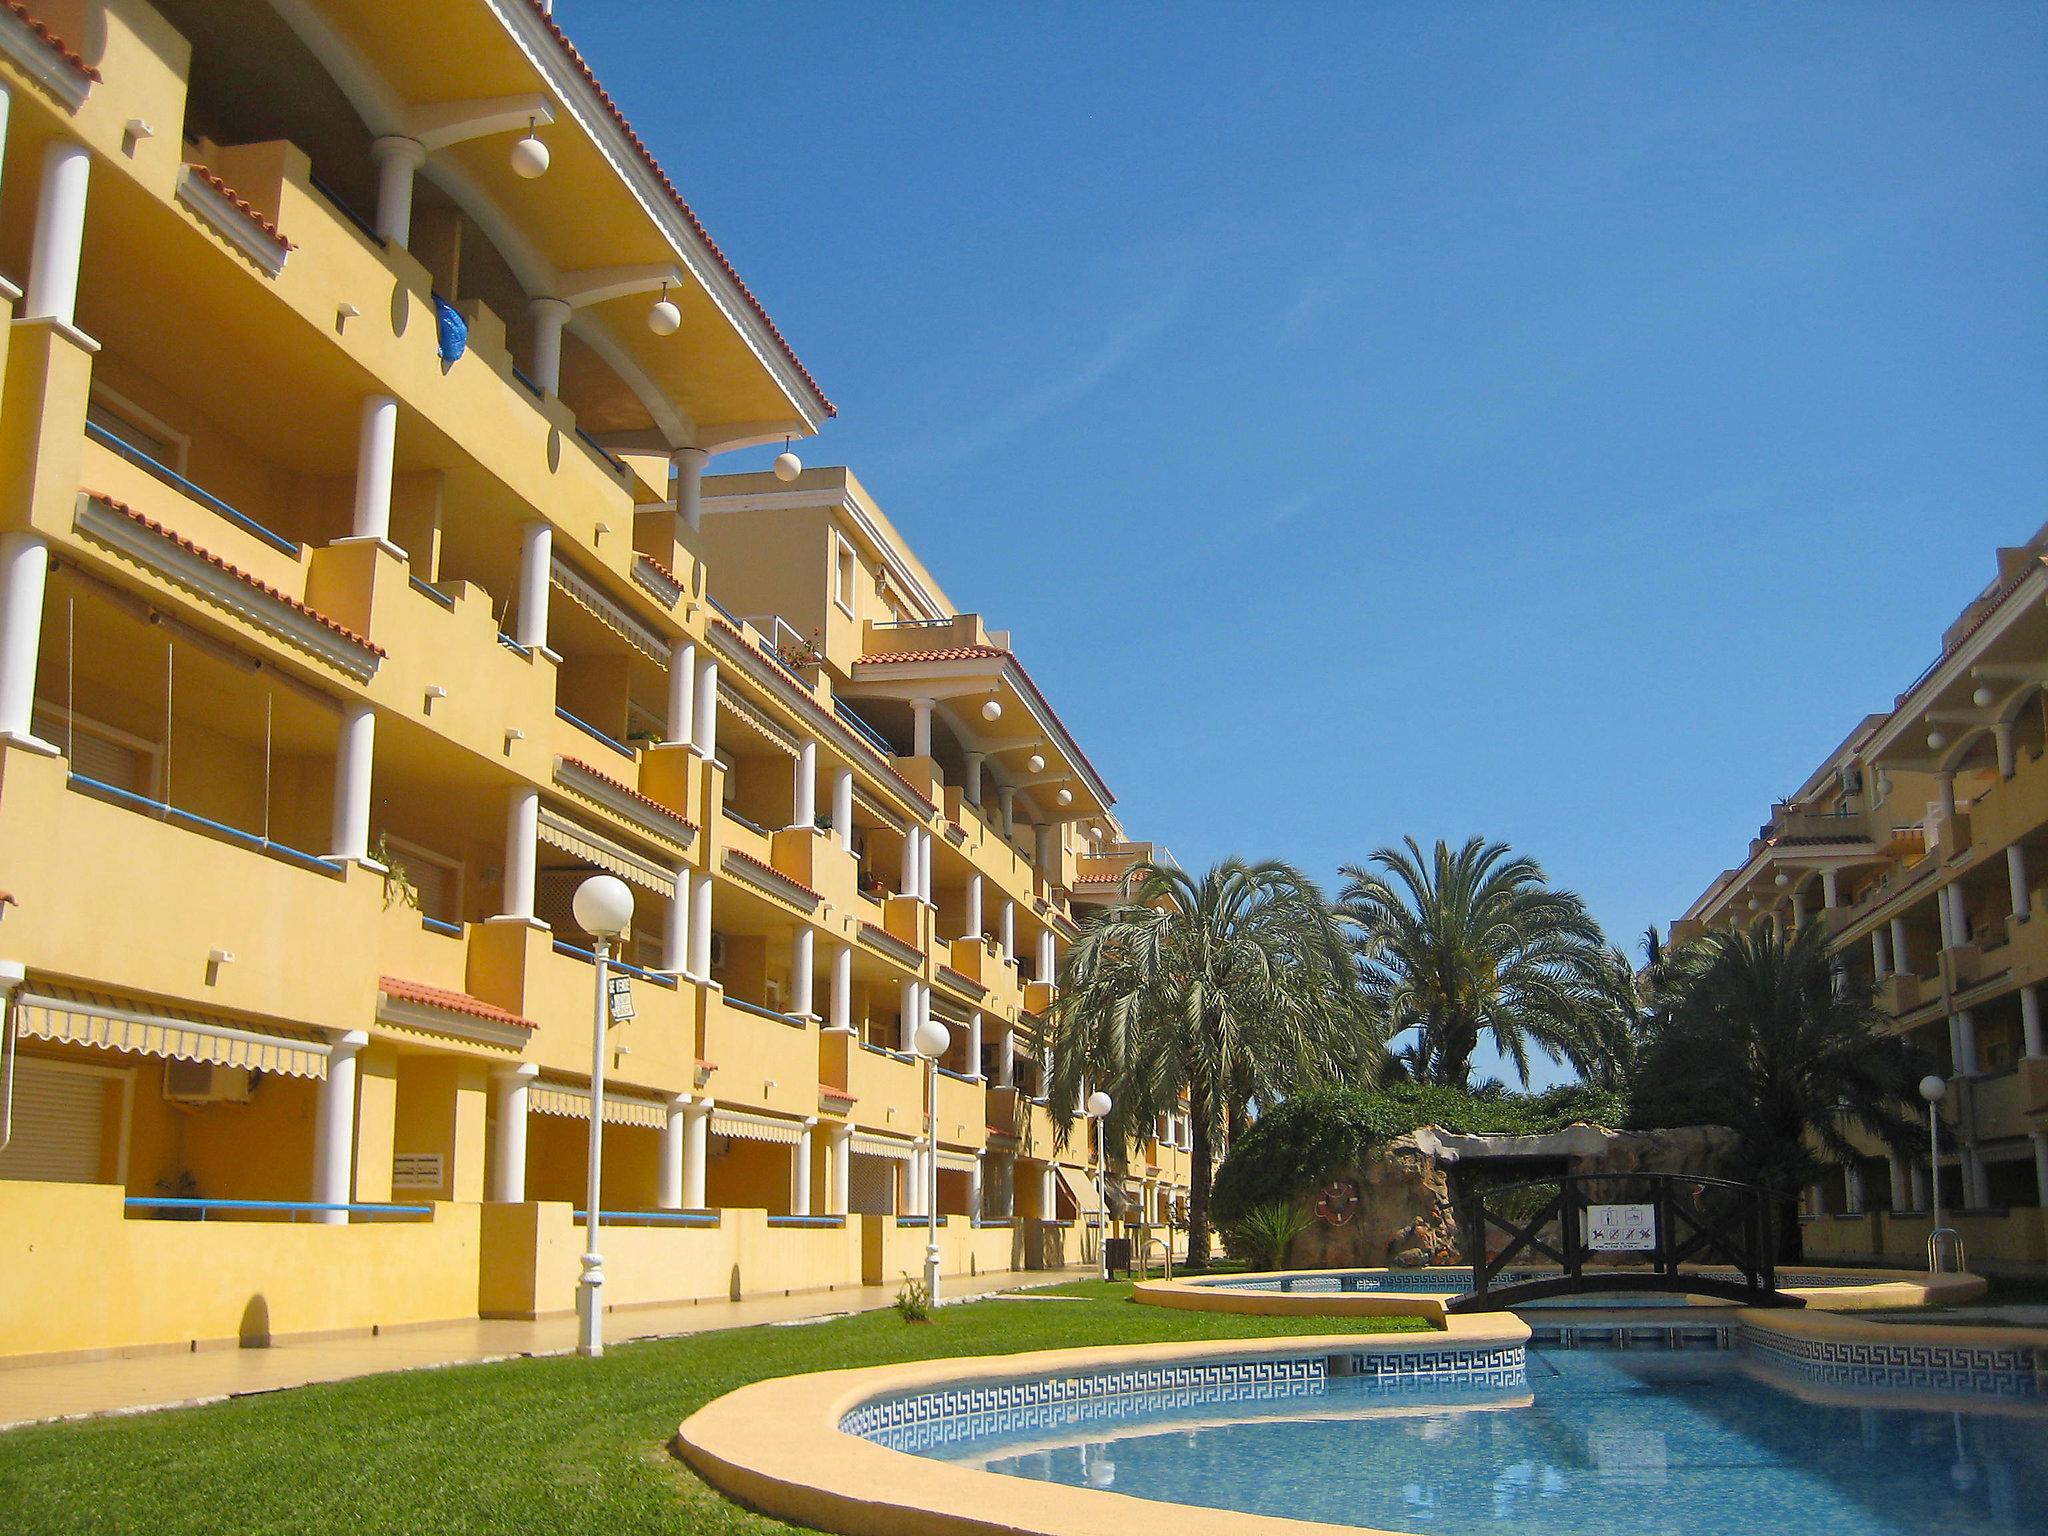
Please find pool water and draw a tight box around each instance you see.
[915,1348,2048,1535]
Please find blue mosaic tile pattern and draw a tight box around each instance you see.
[1199,1267,1886,1295]
[840,1342,1529,1449]
[1739,1323,2043,1398]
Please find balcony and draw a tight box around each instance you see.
[700,991,819,1121]
[2020,1057,2048,1120]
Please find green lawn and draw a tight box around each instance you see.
[0,1281,1421,1536]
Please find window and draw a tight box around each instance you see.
[0,1057,123,1184]
[832,535,857,617]
[87,386,188,474]
[380,834,463,924]
[33,703,159,798]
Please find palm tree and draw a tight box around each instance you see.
[1046,858,1371,1267]
[1336,837,1610,1090]
[1632,923,1925,1258]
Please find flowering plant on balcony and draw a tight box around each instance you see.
[773,628,825,671]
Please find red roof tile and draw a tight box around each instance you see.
[560,756,697,834]
[857,645,1006,665]
[185,165,293,250]
[820,1082,857,1101]
[379,976,535,1031]
[725,846,819,899]
[86,492,386,658]
[522,1,833,418]
[7,4,99,80]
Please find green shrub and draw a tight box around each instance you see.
[893,1274,931,1322]
[1211,1083,1632,1225]
[1224,1201,1314,1270]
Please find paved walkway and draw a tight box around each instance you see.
[0,1267,1082,1431]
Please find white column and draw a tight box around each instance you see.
[666,640,696,747]
[688,871,714,980]
[899,979,918,1053]
[899,827,919,896]
[310,1030,368,1222]
[919,827,934,905]
[0,532,54,750]
[1952,1009,1979,1076]
[793,1118,815,1216]
[529,296,571,396]
[965,752,984,804]
[1821,869,1841,908]
[1909,1161,1928,1211]
[999,787,1016,838]
[2022,985,2044,1059]
[1887,1154,1910,1213]
[1936,772,1958,821]
[1871,926,1891,981]
[1938,887,1957,951]
[489,1064,537,1202]
[791,926,816,1019]
[26,139,89,326]
[662,871,690,973]
[514,521,551,652]
[1844,1161,1865,1215]
[682,1098,712,1208]
[693,658,719,758]
[1040,1163,1056,1221]
[1037,928,1055,982]
[828,943,853,1031]
[1950,884,1971,946]
[497,788,539,922]
[658,1095,689,1210]
[1001,900,1016,961]
[966,1012,984,1081]
[2033,1134,2048,1211]
[2009,844,2030,921]
[369,135,426,247]
[828,1123,852,1216]
[1790,891,1809,934]
[1035,825,1055,875]
[969,1150,985,1223]
[1890,917,1911,977]
[831,768,853,847]
[349,395,398,546]
[998,1029,1016,1088]
[1964,1148,1989,1211]
[329,704,375,863]
[672,445,708,535]
[1996,722,2017,779]
[791,740,817,829]
[964,874,983,940]
[911,698,934,759]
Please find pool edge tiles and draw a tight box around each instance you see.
[676,1317,1535,1536]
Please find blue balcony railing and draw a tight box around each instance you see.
[766,1214,846,1229]
[85,420,300,557]
[727,995,803,1027]
[125,1198,429,1221]
[833,699,895,756]
[68,773,343,876]
[573,1208,718,1227]
[550,938,679,988]
[555,705,633,759]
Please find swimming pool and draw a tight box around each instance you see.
[886,1344,2048,1535]
[1196,1266,1886,1296]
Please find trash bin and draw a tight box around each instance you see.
[1103,1236,1132,1276]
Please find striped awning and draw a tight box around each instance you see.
[529,1080,667,1128]
[550,557,667,662]
[537,809,676,898]
[936,1147,981,1174]
[711,1107,806,1146]
[850,1131,915,1162]
[717,685,798,756]
[10,987,330,1079]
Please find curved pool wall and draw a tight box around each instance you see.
[678,1308,2047,1536]
[1135,1264,1984,1322]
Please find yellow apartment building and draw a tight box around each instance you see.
[1672,525,2048,1273]
[0,0,1184,1363]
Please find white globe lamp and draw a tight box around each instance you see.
[1086,1090,1112,1120]
[981,697,1003,721]
[1057,786,1074,806]
[573,873,634,939]
[1028,751,1046,774]
[1927,730,1947,751]
[1920,1075,1947,1105]
[773,450,802,482]
[1972,686,1994,708]
[509,127,550,179]
[914,1018,951,1059]
[648,296,682,336]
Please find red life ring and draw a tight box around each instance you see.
[1315,1179,1359,1226]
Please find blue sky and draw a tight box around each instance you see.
[567,3,2048,1087]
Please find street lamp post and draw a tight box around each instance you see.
[913,1017,951,1304]
[1920,1073,1952,1273]
[1085,1090,1112,1281]
[573,874,635,1358]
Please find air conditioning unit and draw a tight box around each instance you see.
[163,1061,253,1104]
[708,932,727,970]
[1838,764,1863,795]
